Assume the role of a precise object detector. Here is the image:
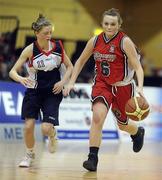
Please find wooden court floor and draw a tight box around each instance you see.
[0,140,161,180]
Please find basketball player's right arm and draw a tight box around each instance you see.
[64,37,95,95]
[9,45,33,87]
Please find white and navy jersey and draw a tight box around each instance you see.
[26,40,64,89]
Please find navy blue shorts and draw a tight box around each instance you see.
[21,88,63,126]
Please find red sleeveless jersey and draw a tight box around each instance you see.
[93,31,134,85]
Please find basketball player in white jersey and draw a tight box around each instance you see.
[9,14,73,167]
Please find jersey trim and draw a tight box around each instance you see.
[52,52,62,57]
[102,32,119,44]
[93,36,98,48]
[35,40,56,56]
[91,96,110,110]
[59,40,64,63]
[120,36,129,82]
[33,53,43,60]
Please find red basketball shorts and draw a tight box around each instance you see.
[91,82,136,125]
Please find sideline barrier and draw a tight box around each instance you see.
[0,81,162,141]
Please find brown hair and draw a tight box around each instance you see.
[31,14,52,32]
[102,8,123,25]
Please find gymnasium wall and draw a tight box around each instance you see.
[0,0,97,47]
[0,0,162,69]
[80,0,162,69]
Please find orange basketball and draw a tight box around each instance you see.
[125,96,150,121]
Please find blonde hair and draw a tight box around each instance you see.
[102,8,123,25]
[31,14,52,32]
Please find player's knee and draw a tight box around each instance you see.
[41,123,52,136]
[93,113,101,124]
[24,124,34,134]
[93,116,100,124]
[41,126,50,136]
[92,114,104,129]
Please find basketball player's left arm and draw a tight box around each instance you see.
[53,51,73,94]
[123,37,144,97]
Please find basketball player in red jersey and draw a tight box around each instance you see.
[9,14,73,167]
[64,8,145,171]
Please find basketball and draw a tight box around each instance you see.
[125,96,150,121]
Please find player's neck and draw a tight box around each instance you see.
[37,39,50,51]
[104,31,118,39]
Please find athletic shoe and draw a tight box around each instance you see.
[19,153,35,168]
[131,126,145,152]
[83,153,98,171]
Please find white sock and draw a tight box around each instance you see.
[26,148,34,154]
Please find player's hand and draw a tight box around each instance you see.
[63,83,74,96]
[136,86,145,98]
[19,76,34,88]
[52,81,64,94]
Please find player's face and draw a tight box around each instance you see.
[36,25,53,41]
[102,15,120,38]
